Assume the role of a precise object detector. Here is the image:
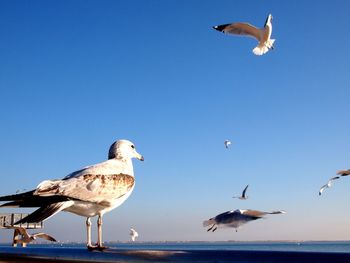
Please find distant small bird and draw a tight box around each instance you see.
[130,228,139,242]
[224,140,232,149]
[319,176,340,196]
[233,185,249,200]
[213,14,275,55]
[9,226,57,244]
[203,209,286,232]
[337,169,350,176]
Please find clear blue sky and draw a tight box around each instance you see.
[1,0,350,242]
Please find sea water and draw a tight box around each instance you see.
[9,241,350,253]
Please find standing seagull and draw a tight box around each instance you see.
[130,227,139,242]
[204,209,286,232]
[213,14,275,55]
[319,176,340,196]
[224,140,232,149]
[0,139,144,251]
[233,185,249,200]
[8,226,57,245]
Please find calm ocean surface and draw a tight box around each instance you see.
[5,241,350,253]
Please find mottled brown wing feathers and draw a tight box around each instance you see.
[223,23,261,40]
[56,173,135,202]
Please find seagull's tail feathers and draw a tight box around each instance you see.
[252,39,275,56]
[203,218,215,227]
[15,201,74,224]
[0,190,35,202]
[0,191,74,208]
[0,201,25,208]
[33,233,57,242]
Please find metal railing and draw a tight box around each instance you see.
[0,213,43,229]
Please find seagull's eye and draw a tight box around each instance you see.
[131,145,135,149]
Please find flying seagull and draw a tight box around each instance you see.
[8,226,57,244]
[203,209,286,232]
[319,176,340,196]
[130,227,139,242]
[224,140,232,149]
[213,14,275,55]
[233,185,249,200]
[0,139,144,251]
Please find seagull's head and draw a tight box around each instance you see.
[108,140,144,161]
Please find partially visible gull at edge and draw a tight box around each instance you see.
[0,139,144,251]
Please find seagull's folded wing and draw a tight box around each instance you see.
[34,159,135,204]
[222,23,262,41]
[57,173,135,203]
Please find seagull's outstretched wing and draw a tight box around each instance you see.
[241,209,266,218]
[243,209,285,217]
[267,210,286,215]
[242,185,249,198]
[319,184,328,196]
[32,233,57,242]
[213,23,262,41]
[337,170,350,176]
[329,176,340,181]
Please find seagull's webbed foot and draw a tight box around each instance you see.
[87,244,108,251]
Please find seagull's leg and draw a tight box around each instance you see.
[212,226,217,232]
[86,217,96,250]
[96,215,107,251]
[207,224,216,232]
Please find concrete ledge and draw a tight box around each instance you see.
[0,246,350,262]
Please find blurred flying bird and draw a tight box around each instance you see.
[233,185,249,200]
[224,140,232,149]
[319,176,340,196]
[9,226,57,244]
[130,228,139,242]
[213,14,275,55]
[204,209,286,232]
